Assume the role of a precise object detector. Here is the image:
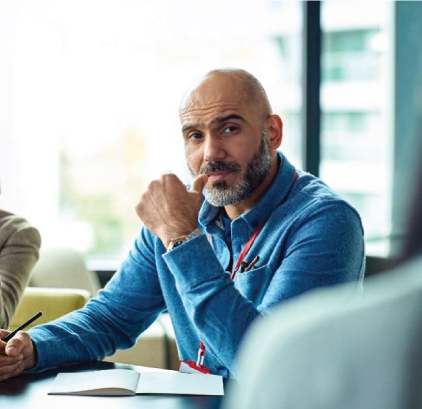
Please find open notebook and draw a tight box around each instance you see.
[48,368,224,396]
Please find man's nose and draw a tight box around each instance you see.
[203,135,226,162]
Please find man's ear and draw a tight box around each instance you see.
[265,115,283,149]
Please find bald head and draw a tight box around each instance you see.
[179,69,272,124]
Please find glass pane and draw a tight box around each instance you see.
[320,1,393,256]
[0,0,302,266]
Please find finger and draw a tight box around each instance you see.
[190,174,208,194]
[161,173,185,191]
[0,352,23,364]
[0,357,23,377]
[0,329,10,340]
[5,331,28,357]
[0,359,24,382]
[0,341,6,354]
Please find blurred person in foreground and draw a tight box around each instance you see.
[224,133,422,408]
[0,183,41,329]
[0,69,364,380]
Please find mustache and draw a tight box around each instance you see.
[199,161,241,175]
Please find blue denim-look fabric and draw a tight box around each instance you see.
[28,153,364,378]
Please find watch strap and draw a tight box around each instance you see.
[167,228,202,252]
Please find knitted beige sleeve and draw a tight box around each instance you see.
[0,211,41,329]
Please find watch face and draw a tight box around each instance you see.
[169,236,188,251]
[173,239,186,248]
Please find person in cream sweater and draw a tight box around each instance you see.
[0,208,41,328]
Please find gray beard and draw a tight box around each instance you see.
[188,132,273,207]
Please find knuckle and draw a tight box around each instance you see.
[138,192,146,203]
[0,366,22,381]
[15,360,24,372]
[9,340,22,350]
[18,330,29,340]
[163,173,177,183]
[0,364,13,376]
[8,331,29,350]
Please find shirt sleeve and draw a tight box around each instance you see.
[163,202,364,378]
[0,217,41,329]
[28,227,166,372]
[261,202,365,309]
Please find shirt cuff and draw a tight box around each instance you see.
[163,234,227,291]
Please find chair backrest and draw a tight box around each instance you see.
[225,257,422,409]
[8,287,90,331]
[29,247,100,296]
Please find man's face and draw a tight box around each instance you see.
[180,76,274,206]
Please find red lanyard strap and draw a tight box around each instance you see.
[193,170,299,369]
[223,171,298,280]
[230,220,266,280]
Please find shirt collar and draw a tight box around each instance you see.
[198,152,297,233]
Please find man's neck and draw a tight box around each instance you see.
[224,155,280,220]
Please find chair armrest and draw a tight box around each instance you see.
[8,287,90,331]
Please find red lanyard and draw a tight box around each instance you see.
[230,220,266,280]
[196,219,268,368]
[229,171,298,279]
[195,171,299,370]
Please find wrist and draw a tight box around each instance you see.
[161,224,199,248]
[166,228,203,252]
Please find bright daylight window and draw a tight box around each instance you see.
[320,1,393,256]
[0,1,302,267]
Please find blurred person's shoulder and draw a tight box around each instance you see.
[244,254,422,343]
[0,208,41,248]
[362,255,422,300]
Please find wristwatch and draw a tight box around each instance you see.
[167,228,203,252]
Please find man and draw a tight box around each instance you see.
[0,69,364,381]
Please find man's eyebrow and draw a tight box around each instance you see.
[182,123,200,133]
[211,114,246,125]
[181,114,246,133]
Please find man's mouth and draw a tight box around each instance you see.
[207,171,234,182]
[199,161,241,184]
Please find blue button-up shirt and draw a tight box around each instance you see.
[29,153,365,378]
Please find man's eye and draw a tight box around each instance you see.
[222,126,237,134]
[188,132,203,140]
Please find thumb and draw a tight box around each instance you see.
[5,332,26,357]
[190,174,208,194]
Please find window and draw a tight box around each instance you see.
[323,29,381,82]
[0,0,302,266]
[320,1,393,256]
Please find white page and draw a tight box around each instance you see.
[132,365,175,374]
[135,372,224,396]
[49,369,140,396]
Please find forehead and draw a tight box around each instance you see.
[179,76,255,129]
